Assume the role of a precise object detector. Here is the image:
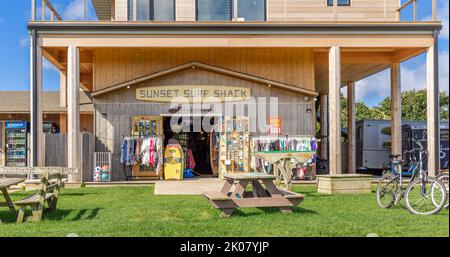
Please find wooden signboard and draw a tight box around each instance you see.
[136,85,251,103]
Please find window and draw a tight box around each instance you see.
[128,0,175,21]
[238,0,266,21]
[196,0,232,21]
[327,0,351,6]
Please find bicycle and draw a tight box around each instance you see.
[376,149,447,215]
[434,171,449,209]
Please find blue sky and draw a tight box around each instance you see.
[0,0,448,107]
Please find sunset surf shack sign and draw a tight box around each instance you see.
[136,85,251,103]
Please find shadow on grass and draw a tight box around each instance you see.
[230,206,319,217]
[0,208,102,223]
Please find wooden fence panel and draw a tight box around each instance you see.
[44,133,67,167]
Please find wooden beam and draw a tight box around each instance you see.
[58,50,93,64]
[42,48,66,71]
[391,63,402,156]
[328,46,342,175]
[315,52,393,65]
[41,35,436,48]
[426,42,440,176]
[60,72,67,107]
[67,46,81,182]
[347,82,356,174]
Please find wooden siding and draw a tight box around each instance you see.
[268,0,399,22]
[94,68,316,180]
[113,0,399,22]
[93,48,315,93]
[176,0,196,21]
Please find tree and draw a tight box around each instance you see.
[340,89,449,126]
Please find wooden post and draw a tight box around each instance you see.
[31,0,36,21]
[133,0,137,21]
[426,35,440,177]
[328,46,342,175]
[333,0,337,21]
[60,72,67,107]
[391,63,402,156]
[30,30,43,167]
[41,0,45,20]
[67,46,81,182]
[347,82,356,174]
[320,95,328,161]
[233,0,238,20]
[432,0,437,21]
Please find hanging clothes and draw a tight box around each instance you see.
[186,149,196,170]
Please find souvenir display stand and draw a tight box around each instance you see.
[251,136,317,190]
[218,116,250,178]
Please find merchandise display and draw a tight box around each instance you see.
[218,116,250,177]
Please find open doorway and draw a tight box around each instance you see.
[163,116,218,176]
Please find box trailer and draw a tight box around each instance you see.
[355,120,449,171]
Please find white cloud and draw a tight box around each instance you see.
[20,37,29,48]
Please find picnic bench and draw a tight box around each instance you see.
[203,173,304,218]
[15,170,62,223]
[0,178,25,223]
[253,151,316,191]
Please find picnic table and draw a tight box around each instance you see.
[0,178,25,223]
[253,151,316,190]
[203,173,304,218]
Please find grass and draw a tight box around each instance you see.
[0,185,448,237]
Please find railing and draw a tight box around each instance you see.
[30,0,98,21]
[397,0,437,21]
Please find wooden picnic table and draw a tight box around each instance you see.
[253,151,316,190]
[203,173,304,218]
[0,178,25,223]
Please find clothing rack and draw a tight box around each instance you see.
[120,134,163,181]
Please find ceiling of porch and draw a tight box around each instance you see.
[314,47,427,94]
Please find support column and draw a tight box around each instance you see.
[426,35,440,176]
[328,46,342,175]
[29,29,43,167]
[320,95,328,161]
[390,63,402,156]
[60,72,67,107]
[347,82,356,174]
[67,46,81,182]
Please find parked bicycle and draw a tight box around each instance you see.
[376,149,447,215]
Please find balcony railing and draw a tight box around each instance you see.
[30,0,98,21]
[397,0,437,21]
[30,0,439,22]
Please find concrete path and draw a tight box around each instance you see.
[154,178,223,195]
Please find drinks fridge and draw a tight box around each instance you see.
[4,121,28,167]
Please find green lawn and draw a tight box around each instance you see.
[0,185,448,237]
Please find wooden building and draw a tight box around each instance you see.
[27,0,443,182]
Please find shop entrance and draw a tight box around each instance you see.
[162,116,219,176]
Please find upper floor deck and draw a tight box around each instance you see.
[31,0,440,24]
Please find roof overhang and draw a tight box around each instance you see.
[28,21,443,35]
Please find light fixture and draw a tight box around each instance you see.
[268,84,272,88]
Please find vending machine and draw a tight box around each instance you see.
[4,121,28,167]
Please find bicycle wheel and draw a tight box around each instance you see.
[405,177,447,215]
[433,173,449,209]
[376,173,398,208]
